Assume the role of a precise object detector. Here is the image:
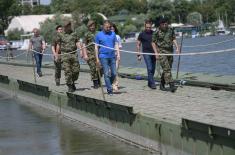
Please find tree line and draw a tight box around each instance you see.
[1,0,235,35]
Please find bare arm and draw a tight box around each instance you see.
[136,40,142,61]
[115,42,120,61]
[152,42,159,59]
[95,44,100,66]
[42,41,46,53]
[56,44,60,54]
[28,40,32,52]
[173,39,180,54]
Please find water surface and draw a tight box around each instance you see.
[0,92,156,155]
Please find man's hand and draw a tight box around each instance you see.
[96,59,101,68]
[54,54,59,61]
[137,54,141,61]
[155,52,159,60]
[83,55,89,61]
[176,47,180,54]
[116,54,120,62]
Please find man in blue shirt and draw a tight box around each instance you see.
[95,20,120,95]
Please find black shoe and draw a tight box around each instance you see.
[148,83,156,89]
[169,82,177,93]
[37,72,42,77]
[68,85,75,92]
[160,80,167,91]
[107,90,113,96]
[93,80,99,89]
[72,83,76,91]
[55,79,60,86]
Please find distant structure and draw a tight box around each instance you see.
[5,14,71,34]
[21,0,40,6]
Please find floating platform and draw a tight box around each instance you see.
[0,62,234,155]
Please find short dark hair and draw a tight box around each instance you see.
[56,25,62,30]
[144,19,152,25]
[103,20,111,25]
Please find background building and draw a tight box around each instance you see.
[21,0,40,6]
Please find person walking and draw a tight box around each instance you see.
[111,23,121,91]
[55,21,81,92]
[52,25,63,86]
[83,20,100,89]
[28,28,46,77]
[136,20,156,89]
[152,17,179,92]
[95,20,120,95]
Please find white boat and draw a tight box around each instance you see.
[217,20,230,35]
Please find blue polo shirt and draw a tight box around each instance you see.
[95,30,117,58]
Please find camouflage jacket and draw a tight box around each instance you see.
[152,28,175,52]
[84,31,97,53]
[56,32,80,53]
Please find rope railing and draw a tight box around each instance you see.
[93,42,235,56]
[1,41,235,60]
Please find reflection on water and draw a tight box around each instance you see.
[0,92,156,155]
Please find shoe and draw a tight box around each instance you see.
[55,79,60,86]
[93,80,99,89]
[72,83,76,91]
[37,72,42,77]
[160,80,167,91]
[169,82,177,93]
[148,83,156,89]
[68,85,75,92]
[107,90,113,96]
[112,84,118,91]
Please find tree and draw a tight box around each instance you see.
[187,12,203,26]
[147,0,174,22]
[173,0,191,23]
[0,0,21,34]
[7,28,24,40]
[40,14,71,43]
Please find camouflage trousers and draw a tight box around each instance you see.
[87,52,99,81]
[54,57,61,82]
[159,54,173,84]
[61,54,80,85]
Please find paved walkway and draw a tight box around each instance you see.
[0,63,235,130]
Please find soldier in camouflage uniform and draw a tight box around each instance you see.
[83,20,100,89]
[52,25,63,86]
[152,18,179,92]
[56,21,81,92]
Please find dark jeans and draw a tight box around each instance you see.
[34,53,43,74]
[143,54,156,86]
[100,57,116,92]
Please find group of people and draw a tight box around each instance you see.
[28,17,179,95]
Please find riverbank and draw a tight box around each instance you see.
[0,63,234,155]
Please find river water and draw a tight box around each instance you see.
[0,92,155,155]
[1,35,235,75]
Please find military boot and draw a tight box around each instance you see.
[93,80,99,89]
[160,74,166,91]
[67,84,75,92]
[72,82,76,91]
[169,82,177,93]
[55,78,60,86]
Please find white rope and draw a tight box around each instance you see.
[93,42,235,56]
[183,37,235,48]
[30,43,94,56]
[0,51,27,59]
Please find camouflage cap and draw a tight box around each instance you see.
[87,20,95,27]
[158,17,169,24]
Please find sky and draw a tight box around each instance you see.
[41,0,51,5]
